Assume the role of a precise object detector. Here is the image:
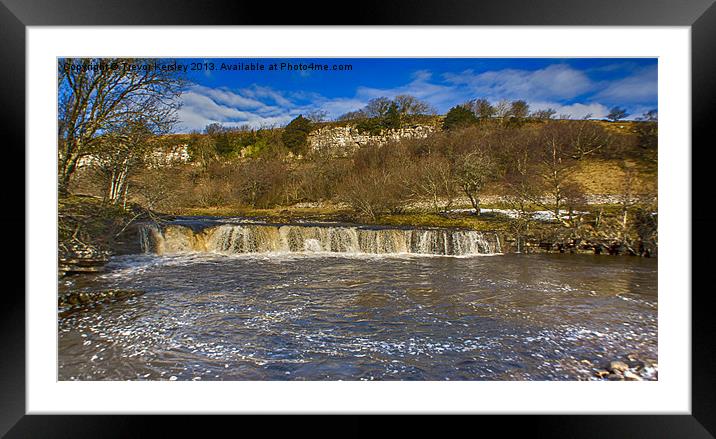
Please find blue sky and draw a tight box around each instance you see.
[177,58,657,132]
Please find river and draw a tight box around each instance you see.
[58,219,657,381]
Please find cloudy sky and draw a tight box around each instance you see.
[176,58,657,132]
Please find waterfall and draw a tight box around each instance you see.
[139,222,501,256]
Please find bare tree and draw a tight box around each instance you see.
[204,123,226,135]
[565,118,612,159]
[606,106,629,122]
[412,155,458,213]
[339,168,398,220]
[58,58,185,194]
[531,108,557,120]
[637,109,658,121]
[363,97,394,118]
[509,100,530,119]
[534,123,581,224]
[502,144,541,253]
[337,110,367,121]
[465,98,496,120]
[455,150,497,215]
[306,109,329,123]
[394,95,435,115]
[616,162,641,247]
[93,118,156,206]
[493,99,511,123]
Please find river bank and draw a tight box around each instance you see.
[59,195,161,275]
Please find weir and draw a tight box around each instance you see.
[139,222,502,256]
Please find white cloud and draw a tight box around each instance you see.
[177,89,297,131]
[311,97,370,118]
[180,91,255,121]
[191,85,274,111]
[443,64,595,101]
[529,101,610,119]
[593,65,657,104]
[178,82,378,130]
[241,85,294,107]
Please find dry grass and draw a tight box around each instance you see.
[569,159,657,195]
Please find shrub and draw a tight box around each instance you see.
[443,105,477,130]
[338,168,409,220]
[281,115,313,154]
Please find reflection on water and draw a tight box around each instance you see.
[58,253,657,380]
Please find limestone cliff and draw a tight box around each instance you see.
[307,123,438,156]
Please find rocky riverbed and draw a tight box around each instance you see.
[58,289,145,318]
[591,355,658,381]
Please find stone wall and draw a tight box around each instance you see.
[307,124,437,157]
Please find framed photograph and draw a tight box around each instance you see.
[4,0,712,436]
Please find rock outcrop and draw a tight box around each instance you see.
[58,241,110,276]
[58,289,145,317]
[307,124,437,156]
[591,354,657,381]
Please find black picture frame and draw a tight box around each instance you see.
[2,0,712,436]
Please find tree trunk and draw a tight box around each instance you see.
[107,163,130,205]
[58,154,80,196]
[59,137,85,195]
[122,182,129,210]
[553,185,562,223]
[621,208,629,243]
[466,191,480,215]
